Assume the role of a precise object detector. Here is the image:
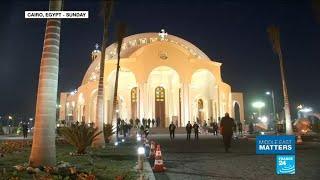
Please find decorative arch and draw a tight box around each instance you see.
[77,93,85,122]
[190,69,217,122]
[147,66,181,86]
[88,89,98,124]
[233,102,240,123]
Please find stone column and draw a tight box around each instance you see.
[217,85,221,122]
[181,83,190,126]
[143,83,148,119]
[138,83,144,119]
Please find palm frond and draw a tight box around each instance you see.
[267,25,281,55]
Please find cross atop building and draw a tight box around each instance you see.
[94,43,99,50]
[158,29,168,41]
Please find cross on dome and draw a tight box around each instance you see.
[158,29,168,41]
[94,43,99,50]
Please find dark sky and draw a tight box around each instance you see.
[0,0,319,118]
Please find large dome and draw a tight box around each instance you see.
[82,32,210,85]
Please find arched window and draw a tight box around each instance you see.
[155,87,165,102]
[131,87,137,102]
[155,86,165,127]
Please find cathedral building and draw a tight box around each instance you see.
[59,30,244,127]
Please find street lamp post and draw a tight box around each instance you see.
[266,91,277,132]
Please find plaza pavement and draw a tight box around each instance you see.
[149,133,320,180]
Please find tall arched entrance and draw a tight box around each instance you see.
[190,69,216,123]
[147,66,181,127]
[234,102,240,123]
[155,86,165,127]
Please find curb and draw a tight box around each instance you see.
[136,159,156,180]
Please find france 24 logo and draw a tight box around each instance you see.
[276,155,295,175]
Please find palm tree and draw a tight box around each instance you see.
[112,23,126,138]
[60,122,102,154]
[93,0,114,147]
[267,25,293,134]
[29,0,63,167]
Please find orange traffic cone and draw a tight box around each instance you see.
[149,141,156,159]
[296,135,303,144]
[152,144,166,172]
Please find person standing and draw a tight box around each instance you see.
[220,113,235,152]
[213,122,218,136]
[22,123,28,138]
[147,118,151,128]
[193,122,199,140]
[186,121,192,141]
[249,122,254,134]
[156,117,160,127]
[169,121,176,140]
[144,126,149,138]
[135,118,140,127]
[140,125,145,136]
[152,119,155,127]
[238,122,243,135]
[129,118,133,126]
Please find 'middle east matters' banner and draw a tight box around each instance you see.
[256,135,295,154]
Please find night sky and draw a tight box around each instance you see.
[0,0,319,118]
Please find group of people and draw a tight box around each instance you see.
[168,121,200,140]
[133,117,161,128]
[116,117,165,137]
[116,118,133,137]
[167,113,241,152]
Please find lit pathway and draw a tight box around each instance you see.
[0,135,33,140]
[149,134,320,180]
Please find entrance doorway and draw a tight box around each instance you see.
[234,102,240,123]
[155,86,165,127]
[131,87,137,120]
[198,99,204,124]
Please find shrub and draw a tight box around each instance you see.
[0,140,32,155]
[103,124,114,143]
[59,122,102,154]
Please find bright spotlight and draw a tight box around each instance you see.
[260,116,268,123]
[265,91,271,95]
[137,136,141,142]
[137,147,145,155]
[114,142,119,146]
[300,107,312,113]
[252,101,265,109]
[122,139,125,143]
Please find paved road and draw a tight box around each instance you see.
[149,134,320,180]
